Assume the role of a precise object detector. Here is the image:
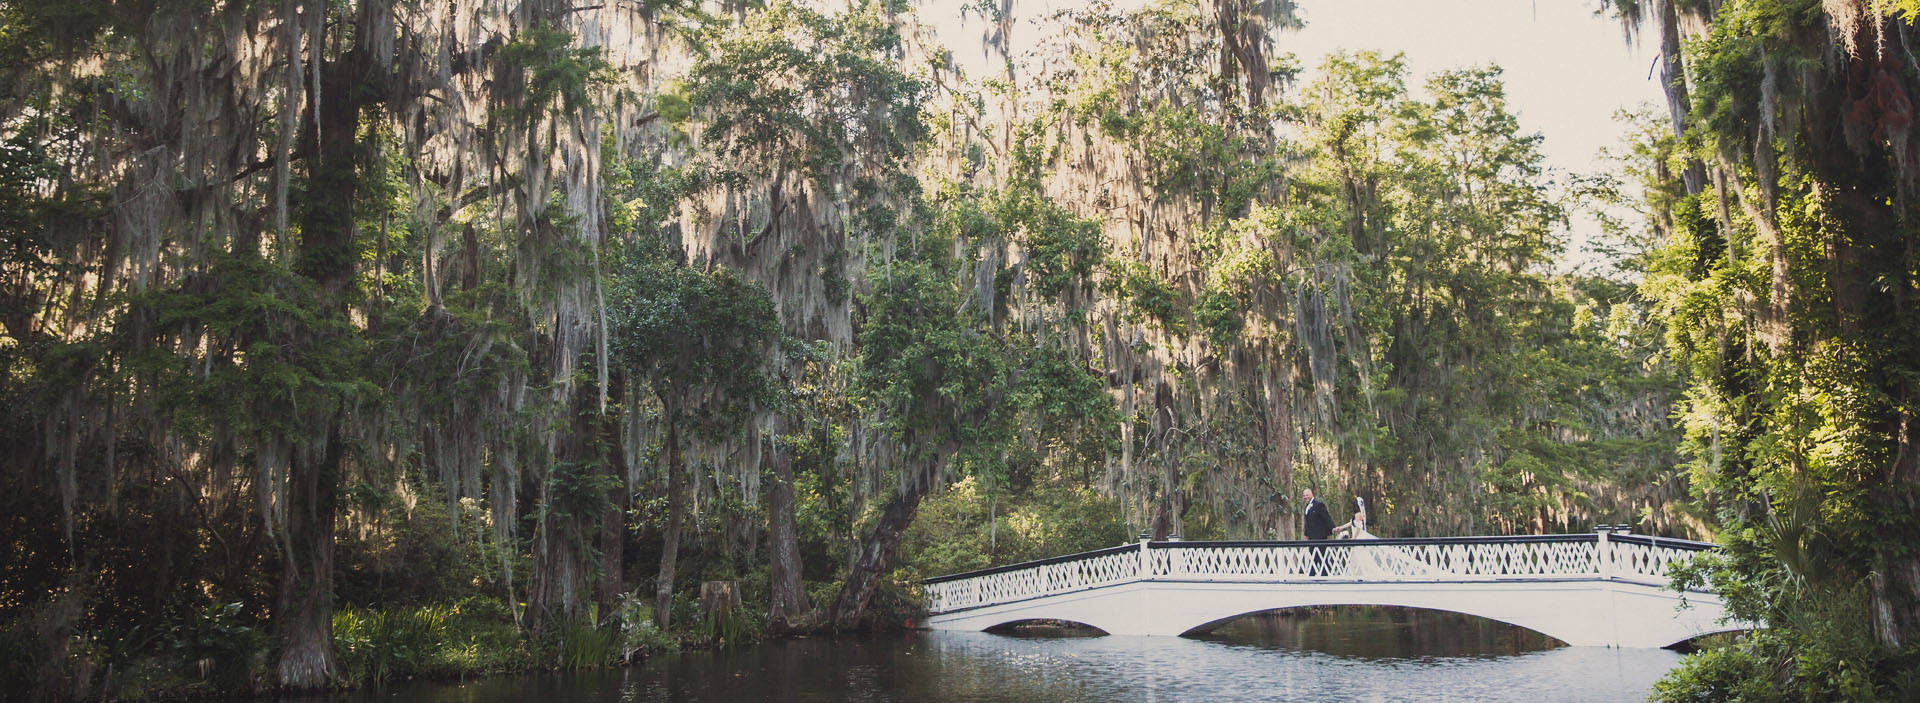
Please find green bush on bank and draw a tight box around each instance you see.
[1651,644,1778,702]
[900,477,1131,581]
[1655,551,1920,701]
[332,592,685,685]
[552,594,677,669]
[0,596,274,701]
[331,597,530,685]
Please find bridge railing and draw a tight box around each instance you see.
[1606,533,1716,586]
[923,544,1141,614]
[922,533,1716,615]
[1150,535,1605,581]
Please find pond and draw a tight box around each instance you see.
[314,607,1683,702]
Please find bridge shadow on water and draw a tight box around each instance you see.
[1188,606,1566,659]
[985,606,1572,660]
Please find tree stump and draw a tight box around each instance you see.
[699,580,740,624]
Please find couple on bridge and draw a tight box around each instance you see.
[1301,488,1397,577]
[1301,488,1371,541]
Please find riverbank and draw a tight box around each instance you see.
[10,593,756,701]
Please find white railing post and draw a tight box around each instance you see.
[1596,525,1612,580]
[1138,537,1151,579]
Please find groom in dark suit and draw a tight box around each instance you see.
[1303,488,1334,539]
[1302,488,1335,576]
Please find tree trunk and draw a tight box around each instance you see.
[529,482,588,633]
[597,496,625,614]
[654,419,685,630]
[276,36,365,689]
[766,415,809,628]
[530,389,598,632]
[598,380,629,615]
[275,427,341,690]
[1875,404,1920,647]
[1149,492,1173,540]
[830,460,935,630]
[1655,0,1706,195]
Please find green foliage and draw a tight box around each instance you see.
[611,592,676,660]
[1650,644,1779,702]
[1,124,104,331]
[684,0,926,186]
[497,23,615,122]
[1104,259,1186,335]
[1275,49,1663,535]
[604,150,694,243]
[1610,1,1920,699]
[555,614,618,669]
[902,476,1131,580]
[1000,188,1104,299]
[686,597,762,648]
[336,479,499,608]
[333,598,530,685]
[333,605,451,683]
[857,259,1015,466]
[607,237,781,434]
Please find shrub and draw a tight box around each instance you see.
[556,615,617,669]
[332,597,530,684]
[1651,645,1779,703]
[613,591,675,661]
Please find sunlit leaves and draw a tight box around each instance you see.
[497,24,614,124]
[683,0,925,186]
[606,239,781,435]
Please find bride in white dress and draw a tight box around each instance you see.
[1334,497,1374,539]
[1334,498,1434,577]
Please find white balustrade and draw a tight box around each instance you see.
[924,547,1140,613]
[1607,537,1703,585]
[922,535,1715,615]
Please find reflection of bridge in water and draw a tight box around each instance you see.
[921,532,1752,648]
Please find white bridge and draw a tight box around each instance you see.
[921,532,1750,648]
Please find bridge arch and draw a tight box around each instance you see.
[1663,625,1761,651]
[1145,582,1648,647]
[981,618,1110,636]
[1177,603,1567,646]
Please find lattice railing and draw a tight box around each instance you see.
[1150,538,1602,581]
[1607,535,1709,585]
[921,534,1716,615]
[924,545,1140,613]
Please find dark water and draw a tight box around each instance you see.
[318,608,1681,702]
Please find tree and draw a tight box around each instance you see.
[607,238,780,630]
[1606,0,1920,697]
[2,0,640,689]
[675,0,926,628]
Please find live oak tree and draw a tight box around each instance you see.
[672,0,926,629]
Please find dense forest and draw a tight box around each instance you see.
[0,0,1914,699]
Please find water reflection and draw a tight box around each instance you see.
[1192,606,1564,659]
[316,609,1681,703]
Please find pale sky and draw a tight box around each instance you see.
[1283,0,1660,177]
[919,0,1663,268]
